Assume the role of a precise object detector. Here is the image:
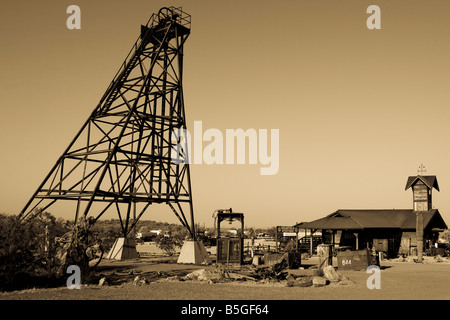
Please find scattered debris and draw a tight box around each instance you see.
[92,256,356,288]
[183,269,224,283]
[98,277,109,286]
[312,276,328,287]
[323,265,340,282]
[388,255,449,264]
[133,275,149,286]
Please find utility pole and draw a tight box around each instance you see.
[416,211,424,262]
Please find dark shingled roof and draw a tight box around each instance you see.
[405,175,440,192]
[297,209,447,231]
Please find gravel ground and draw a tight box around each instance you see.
[1,255,448,319]
[1,256,450,301]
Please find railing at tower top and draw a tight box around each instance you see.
[98,7,191,110]
[149,7,191,30]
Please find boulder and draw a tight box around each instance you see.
[183,269,222,282]
[323,266,341,282]
[312,276,328,287]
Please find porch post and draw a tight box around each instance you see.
[353,233,359,250]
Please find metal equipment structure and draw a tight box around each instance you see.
[214,208,245,265]
[19,7,196,239]
[275,226,299,252]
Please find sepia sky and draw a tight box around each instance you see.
[1,0,450,228]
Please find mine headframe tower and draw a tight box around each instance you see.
[19,7,196,239]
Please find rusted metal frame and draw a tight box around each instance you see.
[137,54,148,78]
[150,124,180,155]
[130,114,178,133]
[111,159,141,200]
[114,201,126,235]
[79,25,171,222]
[101,48,147,111]
[100,26,151,105]
[99,38,150,116]
[130,163,151,196]
[80,105,142,220]
[136,82,152,198]
[32,199,57,216]
[19,197,52,221]
[122,92,145,236]
[108,157,132,198]
[175,200,193,237]
[43,161,104,198]
[64,155,110,164]
[176,31,195,240]
[54,150,112,192]
[169,165,181,196]
[166,89,175,198]
[158,44,170,199]
[155,45,181,84]
[98,102,130,116]
[124,197,133,236]
[90,117,123,143]
[115,153,170,190]
[125,202,152,237]
[112,138,157,160]
[171,40,184,202]
[66,117,123,156]
[17,199,59,222]
[141,32,175,198]
[167,202,191,233]
[107,161,147,199]
[92,201,114,224]
[47,161,62,196]
[106,159,120,200]
[89,125,142,153]
[59,157,64,195]
[113,152,123,197]
[149,95,158,198]
[117,93,146,143]
[133,162,159,194]
[118,79,146,96]
[175,165,188,196]
[44,158,84,195]
[121,74,145,86]
[66,149,113,158]
[153,58,180,87]
[148,61,179,99]
[75,120,91,221]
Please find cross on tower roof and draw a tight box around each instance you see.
[417,163,427,175]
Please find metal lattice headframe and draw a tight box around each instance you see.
[19,7,196,238]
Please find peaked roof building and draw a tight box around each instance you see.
[299,209,446,231]
[296,173,447,257]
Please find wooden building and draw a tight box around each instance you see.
[297,174,447,257]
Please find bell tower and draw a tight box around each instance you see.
[405,165,439,212]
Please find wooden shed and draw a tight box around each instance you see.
[297,174,447,258]
[297,209,446,257]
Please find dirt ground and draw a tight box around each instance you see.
[1,252,450,301]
